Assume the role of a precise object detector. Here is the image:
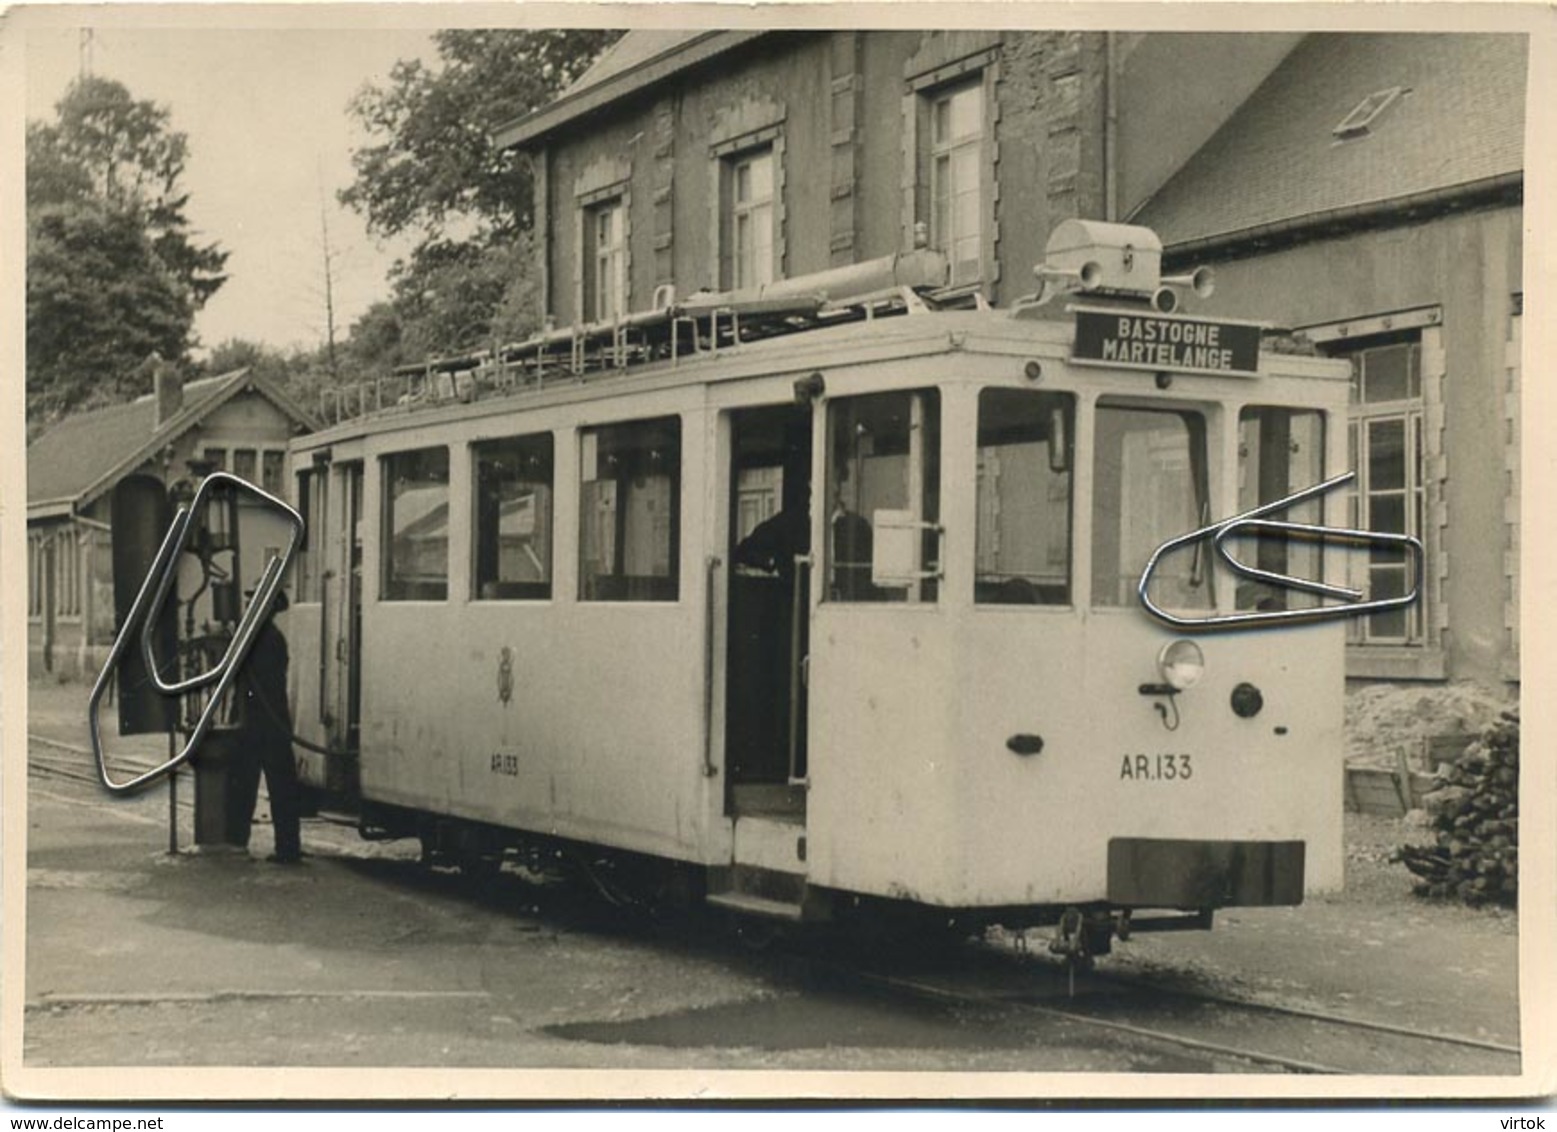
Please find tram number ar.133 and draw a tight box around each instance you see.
[1120,753,1193,781]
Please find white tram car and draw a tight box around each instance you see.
[285,222,1350,958]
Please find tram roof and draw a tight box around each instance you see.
[294,305,1347,451]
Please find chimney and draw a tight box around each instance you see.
[152,355,182,428]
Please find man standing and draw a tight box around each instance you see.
[232,589,303,863]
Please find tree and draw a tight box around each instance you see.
[27,77,229,423]
[340,30,618,361]
[343,30,620,243]
[27,197,194,420]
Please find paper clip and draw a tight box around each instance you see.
[1137,471,1424,631]
[88,473,305,794]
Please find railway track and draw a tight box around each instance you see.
[28,734,175,795]
[836,945,1521,1075]
[28,732,1518,1075]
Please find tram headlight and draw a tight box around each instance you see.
[1157,640,1205,692]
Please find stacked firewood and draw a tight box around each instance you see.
[1396,711,1519,907]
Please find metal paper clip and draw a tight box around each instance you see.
[88,473,305,794]
[1137,471,1424,631]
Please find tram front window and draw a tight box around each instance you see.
[1091,403,1212,609]
[825,389,941,603]
[975,389,1074,605]
[1236,407,1325,611]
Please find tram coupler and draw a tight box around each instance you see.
[1049,906,1118,966]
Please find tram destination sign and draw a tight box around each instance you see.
[1071,307,1263,378]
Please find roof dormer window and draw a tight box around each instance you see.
[1333,86,1407,139]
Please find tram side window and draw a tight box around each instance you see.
[474,433,554,600]
[1091,403,1212,609]
[1237,408,1325,611]
[579,417,680,602]
[825,389,941,603]
[975,389,1074,605]
[382,447,450,601]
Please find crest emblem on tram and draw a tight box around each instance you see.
[497,646,514,705]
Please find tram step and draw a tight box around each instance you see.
[705,890,806,921]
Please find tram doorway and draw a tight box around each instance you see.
[321,460,364,796]
[725,406,812,820]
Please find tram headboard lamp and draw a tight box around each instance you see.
[1158,639,1205,691]
[1026,220,1215,310]
[1138,640,1203,732]
[793,372,826,405]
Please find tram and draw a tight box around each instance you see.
[283,221,1350,960]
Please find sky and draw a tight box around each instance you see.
[24,23,441,355]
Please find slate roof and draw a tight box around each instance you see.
[562,29,708,98]
[27,369,317,517]
[493,29,766,150]
[1135,33,1527,249]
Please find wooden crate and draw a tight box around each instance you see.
[1344,750,1441,816]
[1345,767,1411,816]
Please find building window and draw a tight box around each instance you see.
[582,197,627,322]
[580,417,680,602]
[262,451,285,496]
[975,389,1074,605]
[474,433,554,601]
[56,530,79,618]
[927,79,984,286]
[825,390,942,604]
[382,447,450,601]
[1092,403,1213,610]
[28,534,44,619]
[735,465,783,546]
[1236,407,1326,612]
[1333,87,1406,139]
[721,147,775,291]
[203,447,227,472]
[1334,336,1426,644]
[232,448,258,484]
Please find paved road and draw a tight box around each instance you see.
[18,735,1524,1094]
[22,747,1146,1079]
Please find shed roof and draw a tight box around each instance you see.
[1135,33,1526,250]
[26,368,318,519]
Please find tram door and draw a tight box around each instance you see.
[725,406,812,819]
[323,461,364,775]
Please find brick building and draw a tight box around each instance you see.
[496,28,1524,691]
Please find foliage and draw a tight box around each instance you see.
[342,29,621,244]
[26,76,229,425]
[339,30,617,369]
[26,198,194,420]
[391,230,545,359]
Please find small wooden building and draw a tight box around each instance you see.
[25,366,317,678]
